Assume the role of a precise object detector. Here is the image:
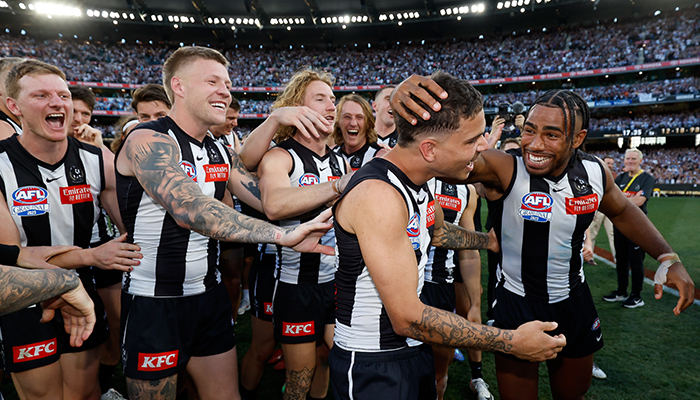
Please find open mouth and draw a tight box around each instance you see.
[325,115,335,124]
[347,129,359,137]
[526,152,552,166]
[46,113,65,129]
[211,102,226,110]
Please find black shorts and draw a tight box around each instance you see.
[0,285,109,372]
[329,344,437,400]
[492,282,603,360]
[249,250,276,322]
[420,281,456,312]
[273,280,335,344]
[93,268,123,289]
[120,283,236,380]
[243,242,259,259]
[219,240,244,251]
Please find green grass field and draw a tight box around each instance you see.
[2,197,698,399]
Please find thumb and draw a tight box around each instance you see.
[40,308,56,323]
[540,321,559,332]
[654,283,663,300]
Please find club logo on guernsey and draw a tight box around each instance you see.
[11,186,50,216]
[13,339,57,362]
[519,192,553,223]
[407,213,421,250]
[282,321,315,337]
[179,161,197,181]
[138,350,179,371]
[299,173,320,186]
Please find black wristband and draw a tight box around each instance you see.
[0,244,20,266]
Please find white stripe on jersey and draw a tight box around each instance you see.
[425,179,468,283]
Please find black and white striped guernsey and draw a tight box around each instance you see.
[332,141,383,171]
[0,135,104,248]
[492,149,606,304]
[116,116,230,297]
[274,138,348,285]
[334,158,435,351]
[0,110,21,135]
[376,130,398,148]
[425,179,470,284]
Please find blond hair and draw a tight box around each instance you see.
[331,94,377,147]
[272,68,334,143]
[6,60,66,100]
[162,46,229,103]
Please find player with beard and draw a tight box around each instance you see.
[373,85,398,148]
[391,76,695,400]
[331,94,387,170]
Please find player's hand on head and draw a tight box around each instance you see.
[40,281,96,347]
[271,106,332,139]
[390,75,447,125]
[510,320,566,362]
[654,261,695,315]
[16,245,80,269]
[279,208,334,256]
[92,233,142,272]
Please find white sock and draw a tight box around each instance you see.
[242,289,249,302]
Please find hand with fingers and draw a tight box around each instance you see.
[270,106,333,139]
[40,281,96,347]
[91,233,142,272]
[73,124,104,147]
[278,208,335,256]
[16,245,81,269]
[389,74,447,125]
[509,321,567,362]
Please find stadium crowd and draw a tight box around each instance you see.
[589,147,700,184]
[1,7,699,86]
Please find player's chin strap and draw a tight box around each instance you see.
[655,252,681,285]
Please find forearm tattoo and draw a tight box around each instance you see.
[128,134,278,244]
[127,376,177,400]
[284,366,315,400]
[229,151,261,201]
[434,221,490,250]
[0,267,79,316]
[402,306,514,353]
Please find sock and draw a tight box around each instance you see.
[99,363,117,394]
[242,289,250,302]
[239,385,259,400]
[470,361,483,380]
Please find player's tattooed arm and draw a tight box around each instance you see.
[432,221,492,251]
[0,266,80,316]
[125,133,279,244]
[227,150,263,212]
[126,375,177,400]
[284,366,315,400]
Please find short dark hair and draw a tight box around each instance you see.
[131,84,171,113]
[374,85,395,101]
[395,71,483,147]
[528,89,590,142]
[69,86,96,112]
[229,97,240,112]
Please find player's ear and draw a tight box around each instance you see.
[419,138,437,162]
[6,98,22,119]
[572,129,587,149]
[171,76,185,99]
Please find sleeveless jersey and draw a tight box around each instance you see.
[274,138,348,285]
[0,135,104,248]
[332,141,383,171]
[492,149,606,303]
[0,110,21,135]
[116,116,230,297]
[376,130,398,148]
[211,132,236,150]
[425,179,470,284]
[334,158,435,351]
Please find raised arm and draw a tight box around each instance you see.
[431,199,497,252]
[598,164,694,315]
[336,179,565,361]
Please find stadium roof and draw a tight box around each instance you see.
[0,0,694,46]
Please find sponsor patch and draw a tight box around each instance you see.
[436,193,461,212]
[623,191,639,198]
[299,173,319,186]
[13,339,57,363]
[60,184,94,205]
[519,192,553,223]
[137,350,179,371]
[591,317,601,331]
[282,321,315,337]
[426,200,435,227]
[204,164,229,182]
[179,160,197,181]
[406,212,421,250]
[11,186,50,216]
[264,302,273,315]
[565,193,599,215]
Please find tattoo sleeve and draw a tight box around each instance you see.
[126,376,177,400]
[402,305,514,353]
[229,151,261,201]
[127,133,279,244]
[284,366,315,400]
[432,221,490,250]
[0,266,79,316]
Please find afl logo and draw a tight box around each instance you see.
[299,173,319,186]
[519,192,553,223]
[11,186,50,216]
[179,161,197,181]
[406,213,421,250]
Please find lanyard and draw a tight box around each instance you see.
[622,169,644,192]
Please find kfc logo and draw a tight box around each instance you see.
[13,339,57,362]
[138,350,179,371]
[282,321,315,337]
[264,302,273,315]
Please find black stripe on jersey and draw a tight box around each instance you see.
[65,142,99,249]
[521,176,551,302]
[334,222,360,327]
[491,152,518,290]
[566,153,598,291]
[378,306,405,349]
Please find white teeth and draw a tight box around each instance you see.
[348,130,359,134]
[211,102,225,109]
[528,154,550,165]
[48,113,64,118]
